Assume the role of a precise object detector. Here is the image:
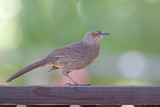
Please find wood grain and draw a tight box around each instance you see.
[0,85,160,105]
[26,105,70,107]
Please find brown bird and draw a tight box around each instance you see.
[6,30,109,86]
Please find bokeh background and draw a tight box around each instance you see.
[0,0,160,85]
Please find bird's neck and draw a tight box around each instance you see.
[82,39,101,51]
[82,39,101,47]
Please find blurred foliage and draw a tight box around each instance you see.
[17,0,160,53]
[0,0,160,85]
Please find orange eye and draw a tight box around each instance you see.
[92,33,95,36]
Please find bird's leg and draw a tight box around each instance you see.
[62,70,91,86]
[62,70,79,86]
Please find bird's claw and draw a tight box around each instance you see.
[77,84,91,86]
[65,83,75,86]
[65,83,91,86]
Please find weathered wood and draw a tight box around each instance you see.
[0,105,17,107]
[135,106,160,107]
[26,105,121,107]
[26,105,70,107]
[80,105,121,107]
[1,86,160,105]
[80,105,97,107]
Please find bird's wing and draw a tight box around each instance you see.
[47,42,85,59]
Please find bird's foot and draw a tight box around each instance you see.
[65,83,91,86]
[77,84,91,86]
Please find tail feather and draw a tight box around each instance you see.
[6,58,49,82]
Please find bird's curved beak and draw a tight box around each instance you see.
[101,32,110,35]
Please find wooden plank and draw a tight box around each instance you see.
[0,86,160,105]
[135,105,160,107]
[26,105,121,107]
[25,105,111,107]
[26,105,70,107]
[0,105,17,107]
[80,105,121,107]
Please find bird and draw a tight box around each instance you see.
[6,30,110,86]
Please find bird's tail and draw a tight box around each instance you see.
[6,58,50,82]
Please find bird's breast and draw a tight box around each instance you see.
[80,45,100,68]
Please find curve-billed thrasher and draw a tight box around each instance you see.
[6,30,109,86]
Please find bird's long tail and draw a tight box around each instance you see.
[6,58,50,82]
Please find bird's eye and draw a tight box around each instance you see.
[92,33,95,36]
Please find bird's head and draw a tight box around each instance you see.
[83,30,110,44]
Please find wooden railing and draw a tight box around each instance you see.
[0,85,160,107]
